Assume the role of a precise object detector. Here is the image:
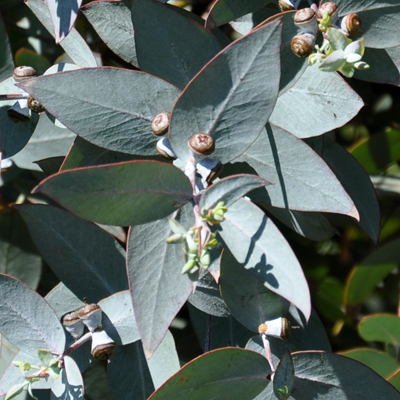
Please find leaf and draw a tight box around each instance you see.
[358,314,400,346]
[188,271,230,317]
[0,77,39,159]
[5,382,28,400]
[353,47,400,85]
[127,208,194,357]
[17,204,128,303]
[18,68,181,156]
[334,0,400,49]
[200,174,271,212]
[25,0,97,67]
[288,351,400,400]
[108,342,154,400]
[131,0,221,89]
[217,197,311,320]
[51,356,84,400]
[351,128,400,174]
[320,137,380,242]
[344,238,400,306]
[189,304,255,351]
[147,330,180,390]
[238,125,359,219]
[82,0,138,67]
[15,48,51,76]
[11,113,76,171]
[148,348,272,400]
[0,274,65,356]
[169,18,283,164]
[98,291,140,346]
[61,137,162,171]
[47,0,83,43]
[220,248,290,332]
[339,348,400,379]
[0,209,42,290]
[0,16,14,82]
[205,0,272,29]
[45,283,85,319]
[269,65,364,138]
[273,350,294,399]
[33,161,192,226]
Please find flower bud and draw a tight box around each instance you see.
[78,302,102,333]
[156,137,176,160]
[294,8,318,35]
[340,13,362,36]
[291,33,316,58]
[151,112,170,136]
[91,330,115,361]
[188,133,215,156]
[62,310,85,340]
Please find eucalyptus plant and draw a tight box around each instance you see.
[1,0,400,399]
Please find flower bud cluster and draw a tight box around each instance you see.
[201,201,227,226]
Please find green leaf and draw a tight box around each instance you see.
[351,128,400,174]
[108,342,154,400]
[147,330,180,389]
[33,161,192,226]
[205,0,272,29]
[220,248,290,332]
[169,18,283,163]
[188,271,230,317]
[0,77,39,159]
[200,174,271,212]
[289,351,400,399]
[269,65,364,138]
[82,0,138,67]
[358,314,400,346]
[0,209,41,290]
[189,304,255,351]
[25,0,97,67]
[47,0,82,43]
[11,113,76,171]
[17,204,128,303]
[217,198,311,320]
[148,348,272,400]
[353,46,400,85]
[389,369,400,392]
[238,125,359,219]
[0,274,65,356]
[5,382,28,400]
[320,137,380,243]
[51,356,84,400]
[18,68,180,156]
[273,350,294,400]
[61,137,162,171]
[0,16,14,82]
[127,208,194,357]
[344,238,400,306]
[131,0,221,89]
[339,348,400,379]
[98,291,140,346]
[334,0,400,49]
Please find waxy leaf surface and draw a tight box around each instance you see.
[238,125,359,219]
[127,208,194,357]
[270,65,364,138]
[169,18,282,163]
[205,0,271,28]
[82,0,138,67]
[132,0,221,89]
[18,68,180,156]
[26,0,97,67]
[17,204,128,303]
[273,350,294,399]
[47,0,83,43]
[220,248,290,332]
[148,348,271,400]
[51,356,84,400]
[33,161,192,226]
[0,274,65,356]
[217,198,311,319]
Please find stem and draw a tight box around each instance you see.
[57,332,92,361]
[261,334,275,372]
[0,94,28,100]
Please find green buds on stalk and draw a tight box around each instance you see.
[201,201,228,225]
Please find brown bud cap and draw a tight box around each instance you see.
[92,342,116,361]
[316,2,338,21]
[188,133,215,156]
[340,13,362,35]
[28,96,45,113]
[78,303,102,332]
[281,318,291,340]
[13,66,36,81]
[62,310,81,326]
[294,8,316,25]
[291,33,316,58]
[151,112,170,136]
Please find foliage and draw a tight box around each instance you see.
[1,0,400,399]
